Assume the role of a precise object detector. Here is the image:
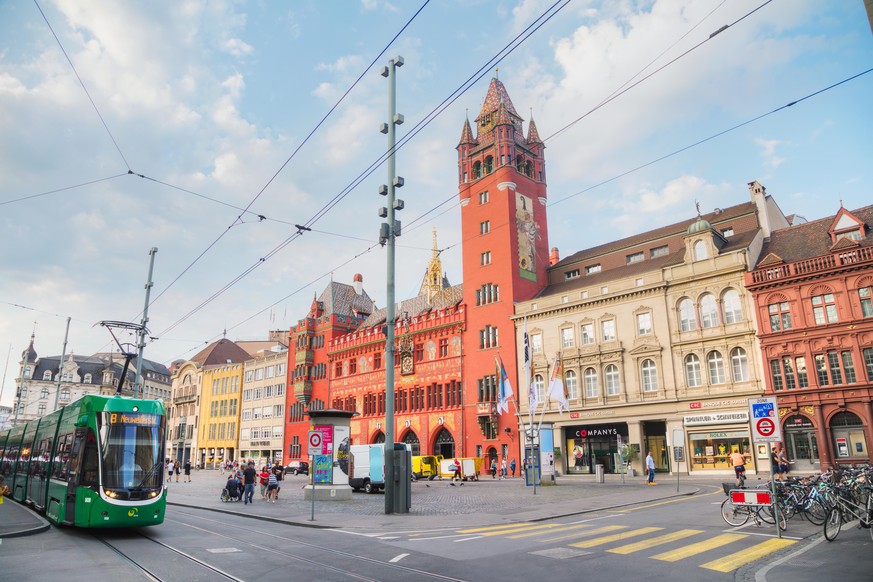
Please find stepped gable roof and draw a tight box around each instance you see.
[757,204,873,267]
[553,201,757,269]
[190,338,252,367]
[458,118,476,146]
[318,281,374,318]
[541,229,759,297]
[527,118,542,144]
[360,284,463,328]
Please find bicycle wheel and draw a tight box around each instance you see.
[756,505,788,531]
[721,498,750,526]
[824,506,842,541]
[803,498,828,526]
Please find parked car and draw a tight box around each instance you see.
[284,461,309,475]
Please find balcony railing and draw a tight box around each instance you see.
[750,246,873,284]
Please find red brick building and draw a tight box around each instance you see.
[457,78,550,463]
[283,79,550,468]
[745,203,873,470]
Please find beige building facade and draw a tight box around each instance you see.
[515,182,789,477]
[239,347,288,467]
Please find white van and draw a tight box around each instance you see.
[349,444,386,494]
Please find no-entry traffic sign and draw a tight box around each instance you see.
[749,397,782,442]
[308,430,323,455]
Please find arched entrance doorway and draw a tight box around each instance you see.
[784,414,818,472]
[434,428,455,459]
[830,411,867,462]
[402,430,420,455]
[486,446,498,475]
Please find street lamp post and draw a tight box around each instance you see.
[379,55,404,514]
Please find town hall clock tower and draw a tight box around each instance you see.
[458,77,550,460]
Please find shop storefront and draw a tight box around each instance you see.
[684,411,751,472]
[565,422,628,474]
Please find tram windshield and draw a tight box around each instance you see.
[97,411,165,490]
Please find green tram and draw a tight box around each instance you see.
[0,394,167,527]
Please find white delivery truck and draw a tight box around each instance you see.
[349,444,386,494]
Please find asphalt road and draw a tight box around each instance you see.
[1,487,871,582]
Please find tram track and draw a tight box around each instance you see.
[92,531,245,582]
[164,507,467,581]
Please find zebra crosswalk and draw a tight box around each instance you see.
[452,522,796,573]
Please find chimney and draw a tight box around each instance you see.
[353,273,363,295]
[549,247,560,266]
[748,180,772,238]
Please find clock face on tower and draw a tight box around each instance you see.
[401,353,414,375]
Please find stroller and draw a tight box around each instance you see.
[220,481,242,502]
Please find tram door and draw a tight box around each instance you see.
[64,429,85,524]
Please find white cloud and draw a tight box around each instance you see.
[222,38,253,57]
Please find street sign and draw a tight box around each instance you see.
[308,430,323,456]
[749,397,782,442]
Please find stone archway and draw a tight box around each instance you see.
[433,428,455,459]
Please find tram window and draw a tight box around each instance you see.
[52,433,73,481]
[80,431,99,487]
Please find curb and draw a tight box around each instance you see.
[167,487,701,530]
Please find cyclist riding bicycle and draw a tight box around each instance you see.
[729,448,747,487]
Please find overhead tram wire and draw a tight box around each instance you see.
[549,66,873,207]
[148,0,573,342]
[33,0,131,172]
[544,0,775,144]
[299,0,573,231]
[144,0,433,312]
[226,66,873,341]
[0,174,130,207]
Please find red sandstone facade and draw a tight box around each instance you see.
[457,78,550,463]
[745,204,873,470]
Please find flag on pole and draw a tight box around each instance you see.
[547,353,569,414]
[524,318,537,412]
[495,355,513,415]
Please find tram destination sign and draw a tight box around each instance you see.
[748,397,782,443]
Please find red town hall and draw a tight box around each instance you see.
[283,78,550,468]
[745,203,873,470]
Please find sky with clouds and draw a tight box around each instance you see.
[1,0,871,406]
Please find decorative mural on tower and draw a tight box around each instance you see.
[515,191,540,281]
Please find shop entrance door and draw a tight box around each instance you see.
[646,435,669,472]
[786,430,818,472]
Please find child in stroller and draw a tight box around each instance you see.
[221,474,242,502]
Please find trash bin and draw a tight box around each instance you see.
[595,463,604,483]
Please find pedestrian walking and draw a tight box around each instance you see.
[777,444,792,478]
[242,461,257,504]
[509,458,516,478]
[266,468,279,502]
[259,466,269,499]
[645,451,656,485]
[183,459,192,483]
[770,444,782,480]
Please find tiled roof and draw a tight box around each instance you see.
[360,284,463,328]
[554,201,758,268]
[757,204,873,265]
[318,282,375,318]
[190,338,252,366]
[540,229,759,297]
